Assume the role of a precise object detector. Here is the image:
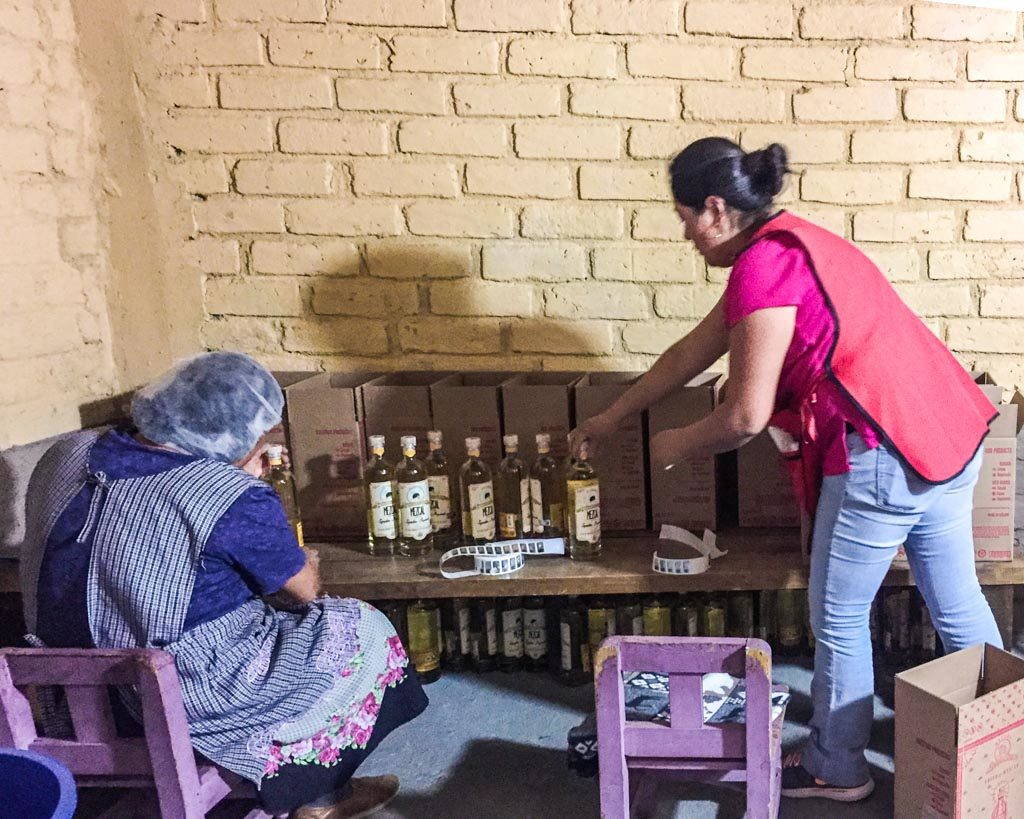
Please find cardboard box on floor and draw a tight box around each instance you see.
[648,372,722,531]
[575,372,648,531]
[895,644,1024,819]
[285,373,378,540]
[501,372,583,463]
[362,372,446,462]
[431,372,507,468]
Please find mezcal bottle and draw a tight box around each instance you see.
[497,434,530,539]
[566,441,601,560]
[529,433,565,538]
[263,445,303,546]
[425,430,455,546]
[459,437,495,545]
[396,436,433,557]
[365,435,396,555]
[407,599,442,684]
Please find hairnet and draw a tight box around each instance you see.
[131,351,283,463]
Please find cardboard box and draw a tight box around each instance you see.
[268,371,318,450]
[574,372,648,531]
[501,372,583,463]
[648,372,722,531]
[430,373,508,468]
[285,373,376,540]
[362,372,445,462]
[736,430,801,528]
[895,644,1024,819]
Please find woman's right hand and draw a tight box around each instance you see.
[568,412,619,459]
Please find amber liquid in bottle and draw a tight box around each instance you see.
[529,433,566,538]
[459,437,495,546]
[425,430,455,547]
[566,442,601,560]
[497,434,530,539]
[263,445,304,546]
[364,435,396,555]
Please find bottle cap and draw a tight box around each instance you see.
[465,436,481,454]
[578,440,590,460]
[266,444,284,460]
[368,434,385,451]
[427,430,443,447]
[503,434,518,449]
[536,433,550,452]
[401,435,416,452]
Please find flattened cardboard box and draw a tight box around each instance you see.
[575,372,648,531]
[431,372,507,469]
[895,644,1024,819]
[362,372,446,463]
[286,373,377,540]
[501,372,583,464]
[648,372,722,531]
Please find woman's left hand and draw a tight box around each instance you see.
[239,444,269,477]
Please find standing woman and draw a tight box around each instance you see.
[569,138,1001,802]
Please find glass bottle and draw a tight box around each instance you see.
[460,437,495,545]
[497,434,530,539]
[728,592,755,638]
[469,598,498,673]
[586,596,616,653]
[566,442,601,560]
[364,435,396,555]
[616,596,644,637]
[776,589,803,656]
[642,594,672,636]
[529,433,565,538]
[522,596,548,671]
[757,590,777,648]
[442,598,469,671]
[498,596,524,672]
[702,596,728,638]
[426,430,455,546]
[396,435,433,558]
[672,595,700,637]
[558,596,591,687]
[263,444,304,547]
[407,599,442,684]
[379,600,408,647]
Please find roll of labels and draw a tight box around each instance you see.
[438,525,726,579]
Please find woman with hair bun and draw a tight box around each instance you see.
[570,137,1000,803]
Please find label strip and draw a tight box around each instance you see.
[652,526,725,576]
[440,537,566,579]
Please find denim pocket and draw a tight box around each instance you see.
[875,444,927,512]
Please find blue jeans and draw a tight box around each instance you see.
[802,433,1001,787]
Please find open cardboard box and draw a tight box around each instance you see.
[430,372,507,468]
[501,371,582,464]
[361,371,448,462]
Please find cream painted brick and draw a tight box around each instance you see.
[215,0,326,22]
[852,210,958,243]
[0,128,49,173]
[570,83,680,121]
[1017,92,1024,122]
[234,159,333,195]
[285,201,403,236]
[194,198,285,233]
[337,78,447,114]
[514,122,621,160]
[629,124,734,160]
[454,83,562,117]
[685,84,786,123]
[60,218,100,258]
[510,321,615,354]
[279,119,388,155]
[367,242,475,278]
[521,204,624,239]
[406,201,514,238]
[965,209,1024,242]
[206,277,301,316]
[483,242,588,281]
[929,248,1024,280]
[1,43,40,86]
[794,87,898,123]
[352,160,460,198]
[632,207,683,241]
[0,309,85,360]
[800,4,907,40]
[654,285,722,318]
[967,52,1024,82]
[962,129,1024,162]
[330,0,447,27]
[182,238,240,274]
[860,245,921,283]
[202,317,282,353]
[269,30,380,69]
[251,240,361,275]
[455,0,566,31]
[313,279,418,315]
[855,46,958,81]
[593,246,698,282]
[912,6,1017,42]
[400,317,502,353]
[220,73,333,109]
[947,320,1024,353]
[399,120,507,157]
[579,166,667,201]
[895,283,974,317]
[801,168,904,206]
[623,321,696,354]
[465,160,573,199]
[742,47,848,82]
[508,39,617,79]
[904,89,1006,123]
[981,285,1024,317]
[685,1,792,38]
[172,158,230,194]
[909,166,1012,202]
[155,72,214,107]
[431,280,535,316]
[851,129,958,163]
[572,0,680,35]
[739,128,847,165]
[627,43,734,80]
[169,29,264,66]
[285,318,390,354]
[391,35,500,74]
[152,0,207,22]
[545,282,650,319]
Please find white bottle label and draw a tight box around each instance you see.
[502,609,523,658]
[469,481,496,541]
[520,478,532,534]
[428,475,452,531]
[560,621,573,672]
[530,478,542,532]
[485,608,498,655]
[458,606,471,654]
[399,479,431,540]
[631,615,644,636]
[369,481,396,539]
[574,482,601,543]
[524,608,546,660]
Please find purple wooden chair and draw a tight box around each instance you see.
[0,647,282,819]
[594,637,786,819]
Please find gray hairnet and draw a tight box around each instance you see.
[131,351,283,463]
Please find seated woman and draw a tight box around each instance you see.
[20,352,426,819]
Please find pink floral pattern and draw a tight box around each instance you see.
[264,635,408,777]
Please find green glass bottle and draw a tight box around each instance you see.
[460,437,495,546]
[426,430,455,547]
[642,595,672,637]
[529,434,565,537]
[470,598,498,672]
[407,599,442,684]
[586,596,616,653]
[497,435,530,539]
[728,592,755,638]
[498,596,524,672]
[522,596,549,671]
[702,596,727,638]
[558,596,591,686]
[616,596,644,636]
[672,595,700,637]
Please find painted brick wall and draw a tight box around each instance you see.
[143,1,1024,383]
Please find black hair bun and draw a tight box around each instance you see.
[741,143,789,200]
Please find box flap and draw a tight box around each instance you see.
[503,371,584,387]
[896,645,985,703]
[980,644,1024,696]
[434,371,511,388]
[988,402,1020,439]
[272,370,319,390]
[578,371,644,387]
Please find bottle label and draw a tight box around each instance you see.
[529,478,542,533]
[502,609,523,658]
[524,608,547,660]
[369,481,396,539]
[458,605,471,655]
[408,608,440,673]
[293,520,304,548]
[469,481,496,541]
[428,475,452,531]
[631,615,643,636]
[399,479,431,540]
[779,626,802,647]
[560,621,573,672]
[500,512,519,540]
[520,478,532,534]
[485,608,498,656]
[572,482,601,543]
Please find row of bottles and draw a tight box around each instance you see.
[364,431,601,560]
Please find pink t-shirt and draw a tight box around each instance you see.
[724,234,879,476]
